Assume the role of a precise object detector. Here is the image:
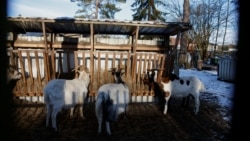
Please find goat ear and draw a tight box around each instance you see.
[120,72,125,76]
[72,65,83,72]
[109,68,116,74]
[72,65,80,72]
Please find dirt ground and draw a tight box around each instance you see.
[8,92,232,141]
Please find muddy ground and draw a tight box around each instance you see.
[8,92,232,141]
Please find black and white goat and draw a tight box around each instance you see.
[43,66,90,131]
[7,64,22,83]
[144,69,172,115]
[6,64,22,100]
[95,68,130,135]
[146,69,205,115]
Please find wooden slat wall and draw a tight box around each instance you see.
[7,49,167,98]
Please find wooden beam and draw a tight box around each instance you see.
[42,22,48,51]
[173,31,181,76]
[131,26,139,79]
[90,23,94,94]
[133,26,139,53]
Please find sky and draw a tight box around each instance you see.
[7,0,237,44]
[180,68,234,122]
[7,0,133,20]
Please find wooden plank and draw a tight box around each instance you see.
[43,51,50,82]
[125,52,131,81]
[158,55,166,82]
[90,24,94,95]
[133,26,139,53]
[137,53,143,95]
[142,54,148,90]
[26,50,34,94]
[136,46,168,51]
[104,53,109,83]
[18,50,27,96]
[42,22,48,51]
[13,92,43,96]
[97,52,101,88]
[74,51,78,78]
[34,51,42,95]
[66,51,71,78]
[9,50,15,65]
[82,52,86,67]
[143,54,148,73]
[148,54,152,70]
[119,52,124,69]
[131,53,136,80]
[13,42,168,51]
[58,52,63,78]
[95,45,131,51]
[50,50,56,79]
[112,52,116,69]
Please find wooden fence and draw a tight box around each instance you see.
[7,49,173,101]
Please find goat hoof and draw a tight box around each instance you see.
[51,128,59,133]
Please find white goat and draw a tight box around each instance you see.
[95,68,130,135]
[43,66,90,131]
[147,69,205,115]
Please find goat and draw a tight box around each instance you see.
[6,64,22,103]
[95,68,130,135]
[144,69,172,114]
[109,67,125,83]
[147,69,205,115]
[43,66,90,131]
[7,64,22,83]
[168,73,205,114]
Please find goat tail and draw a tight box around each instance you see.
[43,90,53,104]
[95,91,109,114]
[200,80,206,92]
[96,91,115,122]
[44,91,49,103]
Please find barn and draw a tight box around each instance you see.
[6,17,191,102]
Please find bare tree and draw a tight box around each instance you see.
[189,0,225,60]
[180,0,190,53]
[212,0,237,56]
[165,0,237,60]
[221,0,230,52]
[164,0,183,22]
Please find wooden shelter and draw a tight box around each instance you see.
[6,17,191,100]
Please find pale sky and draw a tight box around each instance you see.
[7,0,133,20]
[7,0,237,45]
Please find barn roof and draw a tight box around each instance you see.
[6,17,192,36]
